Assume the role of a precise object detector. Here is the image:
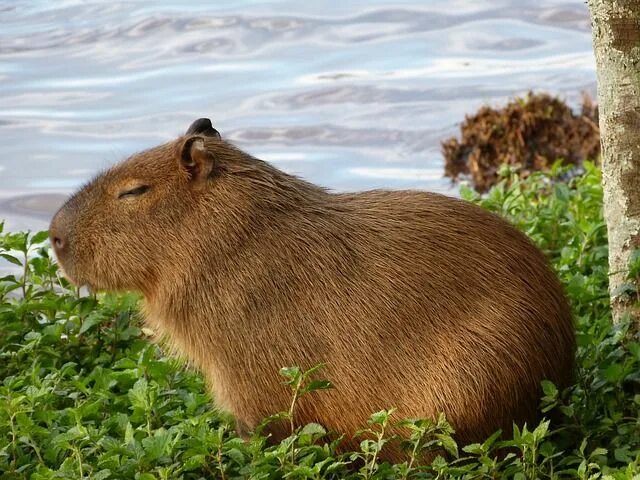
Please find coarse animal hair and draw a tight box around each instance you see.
[50,119,575,461]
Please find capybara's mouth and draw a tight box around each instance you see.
[54,260,88,289]
[58,264,111,293]
[56,263,78,285]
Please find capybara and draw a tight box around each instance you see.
[49,118,575,461]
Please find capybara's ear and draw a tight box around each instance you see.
[186,118,221,140]
[178,137,215,181]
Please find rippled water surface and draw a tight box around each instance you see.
[0,0,596,231]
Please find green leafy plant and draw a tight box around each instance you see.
[279,364,334,436]
[1,163,639,479]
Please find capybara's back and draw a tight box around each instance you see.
[50,119,575,461]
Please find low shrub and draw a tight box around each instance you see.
[1,163,638,479]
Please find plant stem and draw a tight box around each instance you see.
[10,414,17,470]
[287,376,303,465]
[288,380,301,435]
[20,249,30,303]
[217,445,227,480]
[365,423,386,480]
[74,445,84,479]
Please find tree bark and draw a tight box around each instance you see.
[588,0,640,327]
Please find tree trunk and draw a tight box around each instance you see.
[588,0,640,327]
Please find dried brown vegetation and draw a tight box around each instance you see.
[442,92,600,192]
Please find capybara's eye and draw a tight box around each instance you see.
[118,185,150,199]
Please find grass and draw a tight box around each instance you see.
[1,161,639,479]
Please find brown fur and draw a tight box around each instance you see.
[49,127,575,461]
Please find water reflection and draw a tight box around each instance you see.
[0,0,595,232]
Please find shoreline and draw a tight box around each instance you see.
[0,192,66,232]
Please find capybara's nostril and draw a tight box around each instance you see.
[49,215,67,255]
[53,236,64,250]
[49,227,67,255]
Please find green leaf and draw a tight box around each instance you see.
[590,447,607,458]
[614,447,632,463]
[142,429,171,461]
[285,465,315,477]
[301,380,333,395]
[30,231,50,246]
[541,380,558,397]
[532,420,550,442]
[125,422,135,445]
[280,366,302,384]
[128,378,149,411]
[79,313,105,335]
[482,429,503,450]
[1,253,23,266]
[369,409,392,425]
[462,443,483,455]
[603,363,624,383]
[183,454,206,471]
[430,455,448,471]
[24,331,42,342]
[93,470,112,480]
[301,362,327,380]
[136,474,156,480]
[554,183,570,202]
[435,433,458,457]
[299,423,327,437]
[226,447,246,465]
[4,232,28,252]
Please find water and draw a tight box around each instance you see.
[0,0,596,233]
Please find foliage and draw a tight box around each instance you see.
[1,163,639,479]
[442,91,600,192]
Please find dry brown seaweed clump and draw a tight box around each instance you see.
[442,92,600,192]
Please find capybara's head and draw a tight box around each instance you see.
[49,119,233,292]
